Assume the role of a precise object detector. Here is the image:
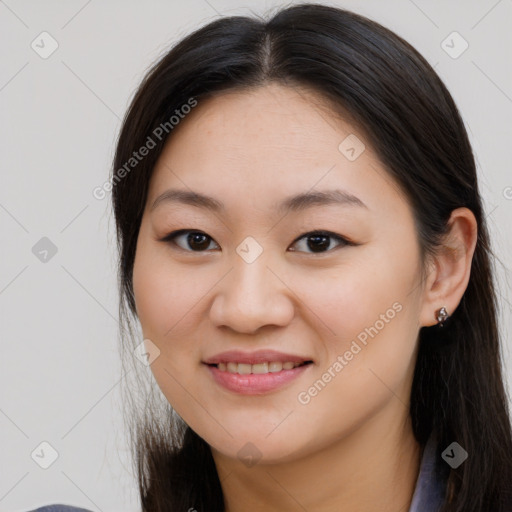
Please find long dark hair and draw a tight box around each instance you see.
[110,4,512,511]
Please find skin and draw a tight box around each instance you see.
[132,83,478,512]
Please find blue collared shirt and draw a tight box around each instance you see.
[28,435,448,512]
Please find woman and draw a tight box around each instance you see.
[31,3,512,511]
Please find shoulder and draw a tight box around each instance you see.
[26,505,94,512]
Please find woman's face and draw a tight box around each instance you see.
[132,83,428,464]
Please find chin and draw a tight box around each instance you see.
[204,427,311,466]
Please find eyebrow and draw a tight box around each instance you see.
[150,188,368,213]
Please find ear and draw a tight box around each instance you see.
[419,207,478,328]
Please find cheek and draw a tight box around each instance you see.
[293,278,417,450]
[132,235,206,340]
[291,255,403,340]
[133,255,177,339]
[132,239,207,417]
[296,239,420,379]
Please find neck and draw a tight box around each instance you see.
[212,405,422,512]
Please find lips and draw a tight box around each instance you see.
[203,349,314,394]
[205,361,312,394]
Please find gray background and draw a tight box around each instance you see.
[1,1,511,511]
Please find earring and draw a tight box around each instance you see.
[436,306,449,327]
[421,306,453,348]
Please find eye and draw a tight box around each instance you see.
[159,230,220,252]
[289,230,354,254]
[159,229,355,254]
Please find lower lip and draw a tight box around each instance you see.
[205,363,312,395]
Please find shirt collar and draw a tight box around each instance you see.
[408,433,448,512]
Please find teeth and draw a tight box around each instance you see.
[216,361,305,374]
[252,362,268,374]
[268,361,282,372]
[237,363,252,375]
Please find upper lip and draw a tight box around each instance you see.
[203,349,313,365]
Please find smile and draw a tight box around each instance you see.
[204,361,313,395]
[213,361,310,374]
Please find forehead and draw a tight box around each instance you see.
[169,84,358,154]
[147,84,410,220]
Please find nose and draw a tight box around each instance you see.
[209,255,295,334]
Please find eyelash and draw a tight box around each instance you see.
[158,229,356,254]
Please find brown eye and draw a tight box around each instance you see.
[160,230,219,252]
[159,229,355,254]
[288,231,353,254]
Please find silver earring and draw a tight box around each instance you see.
[436,306,449,327]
